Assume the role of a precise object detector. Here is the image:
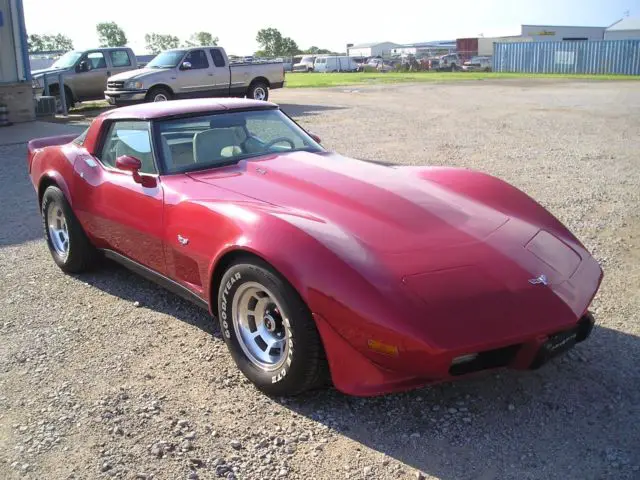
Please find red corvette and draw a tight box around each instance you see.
[27,99,602,396]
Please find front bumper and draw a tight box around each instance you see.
[316,312,596,397]
[104,90,148,105]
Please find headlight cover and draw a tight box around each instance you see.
[125,80,144,90]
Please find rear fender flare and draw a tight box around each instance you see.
[38,170,72,207]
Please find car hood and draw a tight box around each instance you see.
[32,67,72,78]
[108,67,168,82]
[188,151,510,255]
[186,151,602,333]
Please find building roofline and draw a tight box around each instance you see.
[522,24,606,29]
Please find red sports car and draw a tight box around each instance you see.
[27,99,603,396]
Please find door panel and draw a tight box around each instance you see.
[178,49,214,95]
[74,51,109,100]
[209,49,231,96]
[72,120,166,274]
[73,157,166,273]
[108,49,135,76]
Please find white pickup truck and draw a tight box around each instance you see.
[105,46,285,105]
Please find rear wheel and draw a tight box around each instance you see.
[146,86,172,103]
[49,85,74,113]
[41,186,97,273]
[247,82,269,101]
[218,259,328,396]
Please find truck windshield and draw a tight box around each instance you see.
[155,109,324,174]
[147,51,185,68]
[50,51,83,69]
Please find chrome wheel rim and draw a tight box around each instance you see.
[153,93,168,102]
[232,282,289,371]
[253,87,266,101]
[47,202,69,258]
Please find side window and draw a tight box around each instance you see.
[210,49,226,67]
[184,50,209,69]
[86,52,107,70]
[99,121,157,174]
[109,50,132,67]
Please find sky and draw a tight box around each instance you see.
[22,0,638,55]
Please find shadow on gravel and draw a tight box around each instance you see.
[78,261,219,336]
[278,103,347,117]
[278,325,640,480]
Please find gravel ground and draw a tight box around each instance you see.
[1,79,639,480]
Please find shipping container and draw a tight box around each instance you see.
[493,39,640,75]
[456,38,478,60]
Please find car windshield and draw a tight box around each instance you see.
[156,109,324,174]
[50,51,83,69]
[301,56,315,63]
[147,50,185,68]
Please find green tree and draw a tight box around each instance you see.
[96,22,127,47]
[255,28,299,57]
[279,37,300,57]
[304,46,332,54]
[28,33,74,52]
[145,33,180,54]
[185,31,219,47]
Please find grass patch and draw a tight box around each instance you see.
[284,71,640,88]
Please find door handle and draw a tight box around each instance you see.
[208,73,214,76]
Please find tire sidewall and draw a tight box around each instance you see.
[41,187,73,269]
[147,87,171,103]
[41,186,95,273]
[249,83,269,101]
[218,263,308,393]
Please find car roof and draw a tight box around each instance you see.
[102,98,278,120]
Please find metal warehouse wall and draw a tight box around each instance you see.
[0,0,18,82]
[493,40,640,75]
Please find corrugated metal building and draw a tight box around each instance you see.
[521,24,606,42]
[605,17,640,40]
[477,36,533,56]
[347,42,401,58]
[493,40,640,75]
[0,0,33,123]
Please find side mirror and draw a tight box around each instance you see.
[115,155,157,188]
[309,133,322,144]
[77,61,89,72]
[180,61,192,70]
[116,155,142,172]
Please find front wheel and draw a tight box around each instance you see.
[218,259,328,396]
[247,82,269,101]
[41,186,97,273]
[146,86,172,103]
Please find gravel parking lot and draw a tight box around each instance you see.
[1,79,639,480]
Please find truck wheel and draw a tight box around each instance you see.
[146,87,172,102]
[247,82,269,101]
[50,85,74,113]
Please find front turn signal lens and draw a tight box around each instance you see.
[367,339,399,356]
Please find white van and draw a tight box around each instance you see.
[314,56,358,73]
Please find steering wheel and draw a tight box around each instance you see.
[264,137,295,150]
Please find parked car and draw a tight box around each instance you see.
[463,56,492,72]
[104,46,284,104]
[292,55,316,72]
[437,53,462,71]
[31,47,138,111]
[360,57,393,72]
[27,98,602,397]
[313,56,359,73]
